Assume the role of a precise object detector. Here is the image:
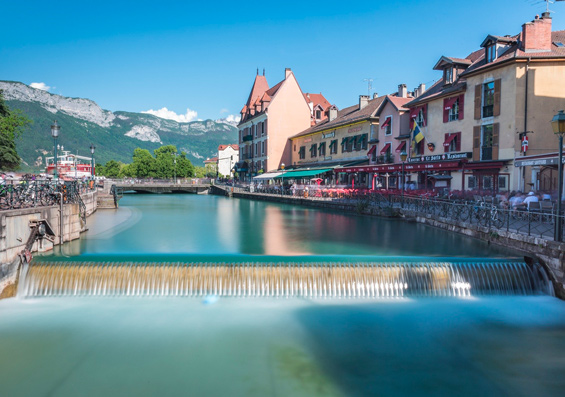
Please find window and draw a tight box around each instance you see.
[482,81,494,118]
[467,175,477,189]
[384,116,392,136]
[445,67,453,84]
[482,175,493,190]
[299,146,306,160]
[255,143,259,157]
[498,175,508,191]
[414,139,425,155]
[444,132,460,153]
[481,124,493,160]
[294,144,296,151]
[330,139,337,155]
[486,45,496,63]
[315,110,321,119]
[361,134,368,150]
[310,143,317,158]
[261,141,265,156]
[415,109,425,128]
[449,99,459,121]
[319,142,326,157]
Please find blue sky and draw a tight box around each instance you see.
[2,0,564,123]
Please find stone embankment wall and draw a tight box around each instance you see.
[0,190,98,298]
[215,189,565,294]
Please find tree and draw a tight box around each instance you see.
[0,90,31,170]
[176,151,194,178]
[101,160,122,178]
[130,148,156,178]
[154,145,177,179]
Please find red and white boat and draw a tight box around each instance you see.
[45,147,95,179]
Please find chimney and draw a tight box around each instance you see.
[328,105,338,122]
[521,14,552,52]
[373,92,379,99]
[359,95,370,110]
[398,84,408,98]
[285,68,292,79]
[413,83,426,98]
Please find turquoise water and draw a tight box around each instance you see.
[1,194,564,396]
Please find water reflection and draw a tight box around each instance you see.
[47,195,516,258]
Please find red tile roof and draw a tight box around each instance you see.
[386,95,413,112]
[204,157,218,163]
[218,144,239,151]
[304,93,331,110]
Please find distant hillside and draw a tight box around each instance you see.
[0,81,238,169]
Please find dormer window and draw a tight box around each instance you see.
[486,44,497,63]
[315,109,321,119]
[445,67,453,84]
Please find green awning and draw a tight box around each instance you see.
[275,168,333,179]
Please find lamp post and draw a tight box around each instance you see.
[280,163,285,195]
[551,110,565,242]
[89,144,96,179]
[51,121,60,179]
[173,152,178,184]
[400,150,407,208]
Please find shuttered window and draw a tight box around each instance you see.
[473,126,481,161]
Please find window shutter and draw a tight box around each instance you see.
[492,123,499,160]
[456,132,461,152]
[473,126,481,161]
[493,79,501,117]
[423,104,428,126]
[474,85,481,119]
[265,139,268,156]
[458,94,465,120]
[443,99,449,123]
[444,133,449,153]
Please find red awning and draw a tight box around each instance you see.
[336,160,462,174]
[380,118,391,129]
[380,143,391,154]
[443,134,457,148]
[395,141,406,152]
[367,145,377,156]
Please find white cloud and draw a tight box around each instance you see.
[220,108,229,114]
[225,114,241,123]
[30,82,51,91]
[142,107,198,123]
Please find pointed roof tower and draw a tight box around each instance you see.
[245,73,269,108]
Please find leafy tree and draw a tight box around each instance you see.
[176,151,194,178]
[100,160,123,178]
[130,148,156,177]
[154,145,177,178]
[0,90,31,170]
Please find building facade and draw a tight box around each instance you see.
[217,144,239,177]
[236,69,312,180]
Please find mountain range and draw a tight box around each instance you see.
[0,81,238,169]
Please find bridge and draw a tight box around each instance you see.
[113,182,210,194]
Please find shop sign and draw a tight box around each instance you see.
[408,152,471,163]
[515,156,565,167]
[348,126,362,133]
[322,131,335,139]
[324,156,332,161]
[304,138,312,143]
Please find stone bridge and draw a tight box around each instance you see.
[114,182,210,194]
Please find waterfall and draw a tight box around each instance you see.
[18,261,554,299]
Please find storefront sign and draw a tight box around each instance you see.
[337,161,461,173]
[408,152,471,163]
[322,131,335,139]
[304,138,312,143]
[324,156,332,161]
[348,126,362,133]
[515,156,565,167]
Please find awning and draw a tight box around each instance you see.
[380,143,391,154]
[275,168,333,179]
[367,145,377,157]
[444,96,458,110]
[443,134,457,148]
[337,160,462,173]
[514,152,565,167]
[235,161,248,171]
[253,172,282,180]
[395,141,406,153]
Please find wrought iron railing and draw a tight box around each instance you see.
[0,179,94,213]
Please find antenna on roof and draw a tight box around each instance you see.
[256,68,259,75]
[363,78,373,96]
[263,68,265,76]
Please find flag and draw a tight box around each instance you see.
[412,120,424,144]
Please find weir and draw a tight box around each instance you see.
[18,260,554,298]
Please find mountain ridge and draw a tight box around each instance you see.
[0,81,238,169]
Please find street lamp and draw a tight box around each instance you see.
[89,144,96,179]
[280,163,285,195]
[51,121,60,179]
[173,152,178,184]
[551,110,565,241]
[400,150,407,208]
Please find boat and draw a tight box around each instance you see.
[45,146,95,179]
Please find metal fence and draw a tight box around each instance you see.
[0,180,92,221]
[229,185,564,242]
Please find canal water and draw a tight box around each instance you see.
[1,195,564,396]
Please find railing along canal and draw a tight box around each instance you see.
[229,185,564,242]
[0,179,92,221]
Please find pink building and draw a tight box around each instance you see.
[236,68,313,180]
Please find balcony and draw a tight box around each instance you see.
[375,155,395,164]
[242,135,253,142]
